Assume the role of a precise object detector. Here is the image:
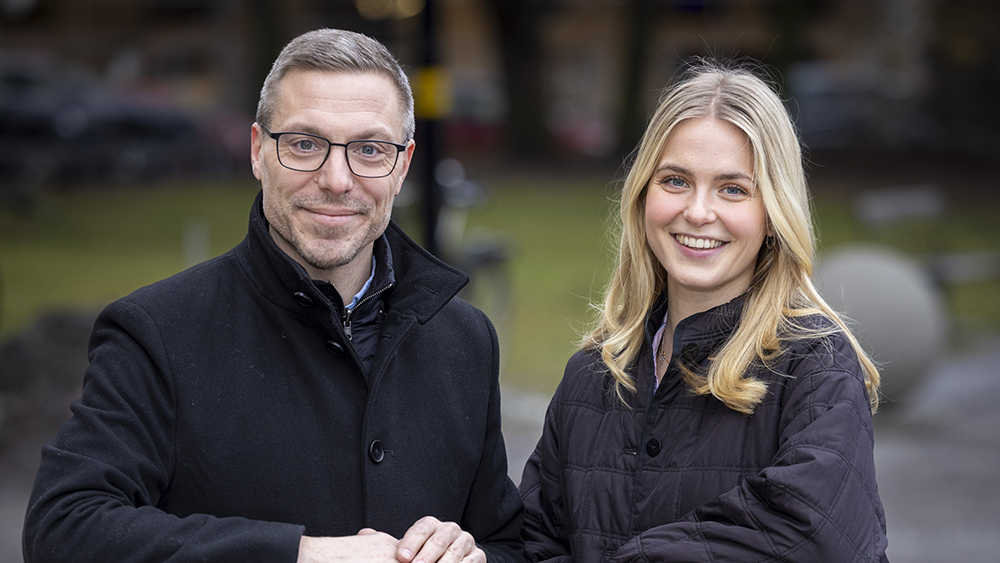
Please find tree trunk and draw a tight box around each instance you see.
[617,0,654,157]
[485,0,550,160]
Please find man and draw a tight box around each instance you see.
[22,29,524,563]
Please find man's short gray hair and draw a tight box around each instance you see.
[256,28,415,140]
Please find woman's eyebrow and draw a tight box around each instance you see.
[716,171,753,182]
[655,163,691,176]
[656,163,752,183]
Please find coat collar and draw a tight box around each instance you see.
[643,290,748,350]
[235,191,468,323]
[634,291,748,403]
[312,233,396,314]
[381,221,469,324]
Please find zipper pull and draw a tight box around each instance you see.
[343,309,353,340]
[341,281,392,342]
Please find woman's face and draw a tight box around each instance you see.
[644,117,768,307]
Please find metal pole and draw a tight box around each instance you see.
[418,0,441,257]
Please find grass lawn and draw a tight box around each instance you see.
[1,177,998,395]
[460,175,621,393]
[0,181,259,340]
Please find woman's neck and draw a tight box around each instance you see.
[665,281,744,334]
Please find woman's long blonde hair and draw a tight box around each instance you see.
[583,61,880,415]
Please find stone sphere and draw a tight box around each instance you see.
[814,245,948,404]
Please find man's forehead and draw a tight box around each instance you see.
[273,69,404,135]
[276,68,399,106]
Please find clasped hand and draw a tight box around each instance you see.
[297,516,485,563]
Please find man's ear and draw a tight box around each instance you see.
[393,139,417,196]
[250,123,263,181]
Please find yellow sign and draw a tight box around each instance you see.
[413,67,453,120]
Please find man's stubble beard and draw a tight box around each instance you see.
[272,193,389,271]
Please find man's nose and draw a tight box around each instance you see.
[314,145,355,190]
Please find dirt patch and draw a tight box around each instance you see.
[0,310,95,466]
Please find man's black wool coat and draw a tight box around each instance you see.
[23,192,525,563]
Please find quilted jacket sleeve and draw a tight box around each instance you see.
[22,300,304,563]
[611,338,888,563]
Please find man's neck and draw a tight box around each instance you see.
[321,254,373,305]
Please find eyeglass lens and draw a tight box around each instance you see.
[275,134,399,177]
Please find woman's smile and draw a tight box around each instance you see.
[673,234,725,250]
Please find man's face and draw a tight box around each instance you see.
[250,69,415,278]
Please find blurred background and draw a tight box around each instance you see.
[1,0,999,561]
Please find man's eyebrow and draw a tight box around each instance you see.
[352,128,400,141]
[277,124,325,137]
[279,124,400,142]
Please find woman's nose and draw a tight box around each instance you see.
[683,189,716,225]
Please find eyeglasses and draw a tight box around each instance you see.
[261,125,408,178]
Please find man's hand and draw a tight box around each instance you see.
[396,516,486,563]
[297,531,399,563]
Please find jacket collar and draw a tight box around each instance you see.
[312,234,396,313]
[236,191,468,322]
[635,291,748,404]
[382,221,469,324]
[644,290,748,351]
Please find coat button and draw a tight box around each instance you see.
[681,344,699,362]
[646,438,661,457]
[368,440,385,463]
[293,292,314,307]
[325,340,345,355]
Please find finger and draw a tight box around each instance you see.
[431,531,478,563]
[397,516,444,563]
[358,528,379,536]
[460,546,487,563]
[402,518,466,563]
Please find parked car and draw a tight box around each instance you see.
[0,52,239,193]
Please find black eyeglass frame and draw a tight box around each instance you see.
[261,125,409,178]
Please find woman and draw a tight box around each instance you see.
[519,62,889,562]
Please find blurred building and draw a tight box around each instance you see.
[1,0,996,165]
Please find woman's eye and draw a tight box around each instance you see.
[722,185,749,197]
[658,176,686,189]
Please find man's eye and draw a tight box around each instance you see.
[355,143,387,158]
[283,136,325,153]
